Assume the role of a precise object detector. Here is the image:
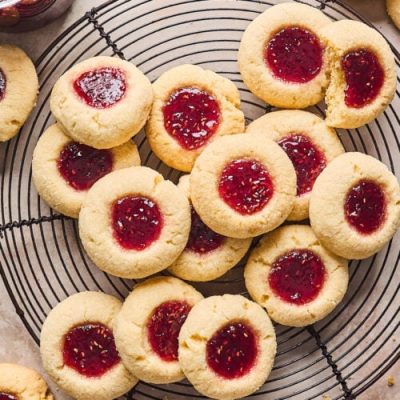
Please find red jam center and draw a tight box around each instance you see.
[265,26,323,83]
[218,159,274,215]
[0,69,6,102]
[147,300,191,362]
[186,206,225,254]
[73,67,126,109]
[163,87,221,150]
[344,179,386,234]
[111,196,163,250]
[278,134,326,196]
[269,249,326,305]
[63,323,120,378]
[57,142,113,191]
[13,1,55,16]
[206,321,258,379]
[341,49,384,108]
[0,394,17,400]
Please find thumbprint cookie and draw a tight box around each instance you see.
[245,225,349,327]
[190,133,296,239]
[0,45,38,142]
[0,364,53,400]
[32,124,140,218]
[310,152,400,259]
[238,3,331,109]
[247,110,344,221]
[179,295,276,400]
[114,276,203,384]
[40,292,137,400]
[168,175,252,282]
[79,166,191,278]
[321,20,396,129]
[145,64,245,172]
[50,56,153,149]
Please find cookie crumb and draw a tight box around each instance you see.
[322,395,332,400]
[387,376,395,387]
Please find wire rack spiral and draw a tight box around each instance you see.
[0,1,399,399]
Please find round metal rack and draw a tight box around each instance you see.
[0,1,399,399]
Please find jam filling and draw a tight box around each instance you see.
[0,69,6,101]
[186,206,225,254]
[63,323,120,378]
[206,321,258,379]
[265,26,323,83]
[0,394,17,400]
[73,67,126,109]
[147,300,191,362]
[269,249,326,305]
[57,142,113,191]
[344,179,386,234]
[163,87,221,150]
[111,196,163,250]
[278,134,326,196]
[341,49,384,108]
[218,159,274,215]
[18,0,55,14]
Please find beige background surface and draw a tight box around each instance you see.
[0,0,399,399]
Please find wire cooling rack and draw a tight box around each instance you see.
[0,1,399,399]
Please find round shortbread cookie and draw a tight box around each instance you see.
[79,166,191,278]
[50,56,153,149]
[310,152,400,259]
[145,64,245,172]
[179,295,276,400]
[387,0,400,29]
[114,276,204,384]
[0,45,38,142]
[190,133,296,239]
[320,20,396,129]
[244,225,349,327]
[168,175,252,282]
[40,292,137,400]
[247,110,344,221]
[32,124,140,218]
[238,3,331,109]
[0,363,53,400]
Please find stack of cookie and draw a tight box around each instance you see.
[28,3,400,400]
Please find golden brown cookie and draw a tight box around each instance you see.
[51,56,153,149]
[238,3,331,109]
[114,276,203,384]
[0,363,53,400]
[179,295,276,400]
[387,0,400,29]
[245,225,349,327]
[190,133,296,239]
[0,45,38,142]
[145,64,245,172]
[79,166,191,278]
[321,20,396,129]
[40,292,137,400]
[310,152,400,259]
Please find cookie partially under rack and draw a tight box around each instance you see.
[0,1,399,399]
